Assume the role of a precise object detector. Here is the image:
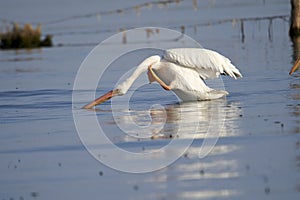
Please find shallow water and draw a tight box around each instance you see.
[1,0,300,200]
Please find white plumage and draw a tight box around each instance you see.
[164,48,242,79]
[82,48,242,109]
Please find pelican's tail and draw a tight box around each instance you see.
[222,62,242,79]
[205,89,228,100]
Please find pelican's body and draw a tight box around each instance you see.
[153,61,208,101]
[150,59,227,101]
[83,48,242,109]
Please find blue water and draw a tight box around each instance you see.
[1,0,300,200]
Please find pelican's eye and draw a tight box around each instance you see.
[114,88,125,96]
[114,88,121,94]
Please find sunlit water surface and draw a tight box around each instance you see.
[0,0,300,200]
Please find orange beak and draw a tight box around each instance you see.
[289,58,300,75]
[82,90,115,109]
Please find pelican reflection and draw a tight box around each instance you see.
[111,98,242,141]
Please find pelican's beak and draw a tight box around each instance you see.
[290,58,300,75]
[82,90,116,109]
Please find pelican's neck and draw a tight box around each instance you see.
[115,55,161,95]
[122,64,148,87]
[115,65,147,95]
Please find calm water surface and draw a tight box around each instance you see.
[0,0,299,200]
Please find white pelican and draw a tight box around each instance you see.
[83,48,242,109]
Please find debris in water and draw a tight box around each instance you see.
[264,186,271,194]
[133,185,139,191]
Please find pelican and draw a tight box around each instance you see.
[83,48,242,109]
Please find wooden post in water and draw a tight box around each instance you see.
[290,0,300,74]
[290,0,300,37]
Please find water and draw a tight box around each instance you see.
[1,0,299,199]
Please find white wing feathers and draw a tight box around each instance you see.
[164,48,242,79]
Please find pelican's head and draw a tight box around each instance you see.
[82,55,161,109]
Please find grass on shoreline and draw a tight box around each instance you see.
[0,23,52,49]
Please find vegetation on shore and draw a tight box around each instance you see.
[0,23,52,49]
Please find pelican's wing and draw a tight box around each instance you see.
[164,48,242,79]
